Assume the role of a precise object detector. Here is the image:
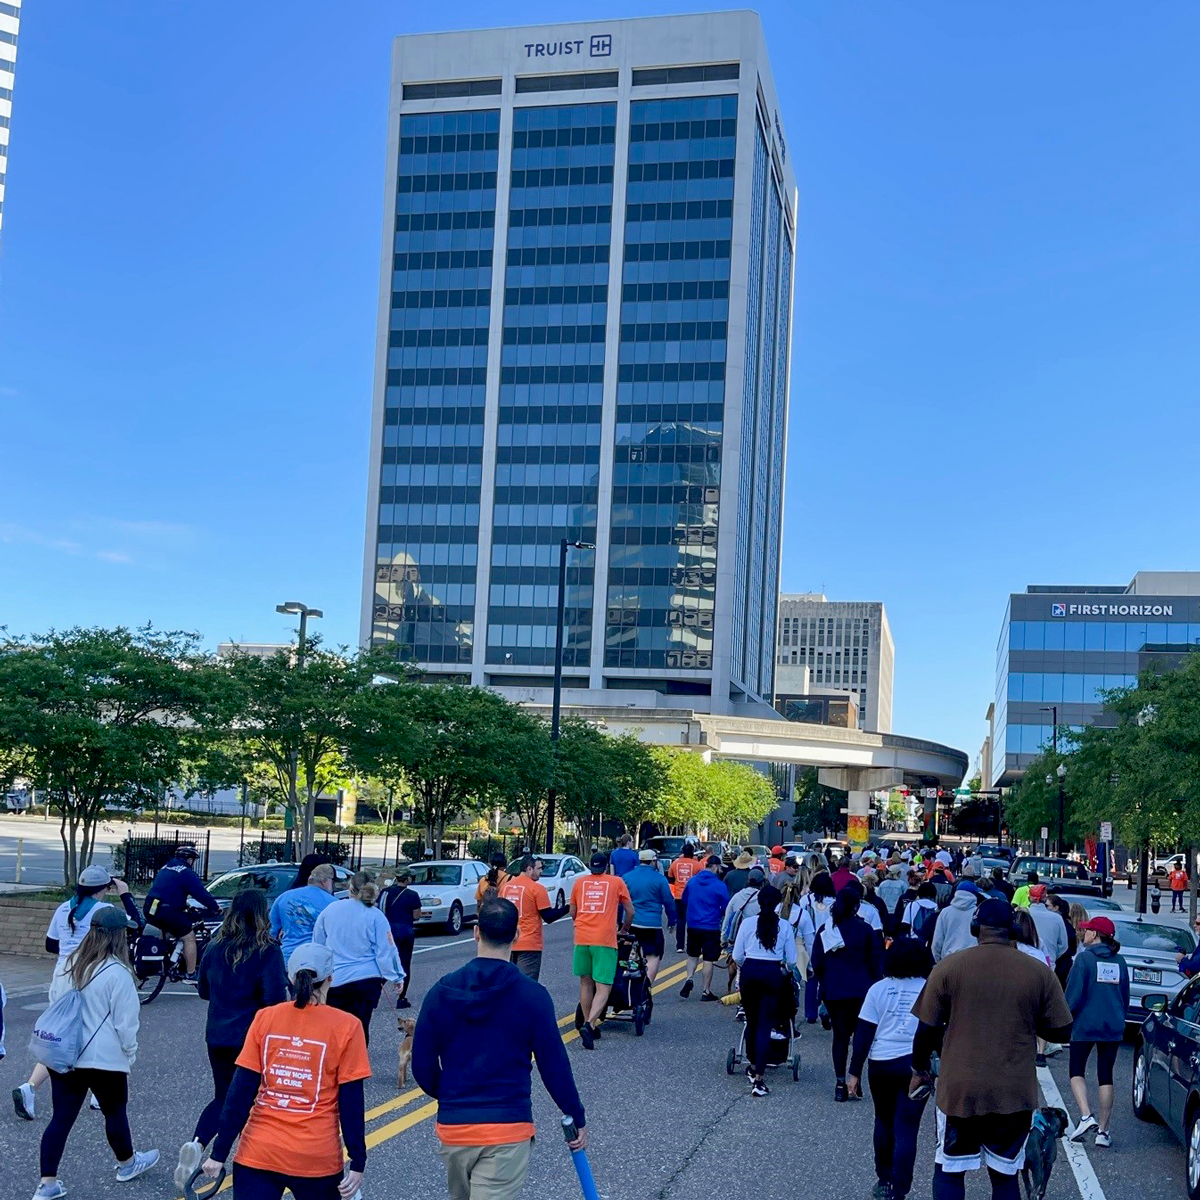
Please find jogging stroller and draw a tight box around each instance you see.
[576,933,651,1036]
[725,973,801,1080]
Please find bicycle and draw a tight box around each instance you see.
[130,917,214,1005]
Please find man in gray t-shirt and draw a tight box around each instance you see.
[1027,885,1068,964]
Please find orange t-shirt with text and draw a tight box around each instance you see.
[499,876,551,952]
[667,856,701,900]
[1171,869,1189,892]
[234,1001,372,1177]
[571,872,631,948]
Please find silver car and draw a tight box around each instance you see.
[409,860,487,935]
[1108,911,1197,1021]
[506,855,588,908]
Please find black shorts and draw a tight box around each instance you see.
[1069,1040,1120,1086]
[144,902,192,939]
[632,927,665,958]
[935,1109,1032,1175]
[686,927,721,962]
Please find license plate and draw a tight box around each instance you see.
[1134,968,1162,985]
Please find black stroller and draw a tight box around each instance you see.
[725,972,801,1080]
[575,933,652,1036]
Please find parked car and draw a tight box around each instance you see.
[408,860,488,934]
[1107,912,1197,1022]
[202,862,355,912]
[975,844,1013,862]
[739,844,771,866]
[1008,855,1110,897]
[980,857,1012,877]
[809,839,851,860]
[506,854,588,907]
[1061,895,1124,912]
[1134,976,1200,1194]
[642,836,704,868]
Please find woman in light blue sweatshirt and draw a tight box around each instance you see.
[312,871,403,1047]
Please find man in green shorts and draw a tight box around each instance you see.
[570,853,633,1050]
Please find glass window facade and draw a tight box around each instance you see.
[486,102,615,667]
[371,108,499,664]
[604,94,737,672]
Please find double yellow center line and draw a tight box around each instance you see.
[178,955,696,1196]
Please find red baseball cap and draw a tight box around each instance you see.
[1079,916,1115,937]
[771,845,785,855]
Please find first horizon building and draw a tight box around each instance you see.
[361,12,797,716]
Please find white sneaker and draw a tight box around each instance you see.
[32,1183,67,1200]
[13,1083,36,1121]
[88,1094,102,1111]
[1070,1115,1098,1142]
[115,1150,159,1183]
[1043,1043,1063,1057]
[1095,1130,1112,1148]
[174,1140,205,1190]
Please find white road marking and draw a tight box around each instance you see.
[1038,1065,1108,1200]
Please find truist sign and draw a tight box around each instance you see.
[524,33,613,59]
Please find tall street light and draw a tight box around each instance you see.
[276,601,323,860]
[1045,762,1067,857]
[545,540,594,854]
[1039,705,1059,756]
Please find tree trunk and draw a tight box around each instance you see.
[59,807,71,887]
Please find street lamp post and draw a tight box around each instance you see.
[1039,705,1059,756]
[545,539,594,854]
[1046,762,1067,857]
[276,601,323,861]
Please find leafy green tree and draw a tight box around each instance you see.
[0,626,224,883]
[705,760,777,843]
[604,733,668,845]
[791,767,846,836]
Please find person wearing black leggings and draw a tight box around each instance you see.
[731,885,798,1097]
[174,888,287,1190]
[847,937,935,1200]
[811,880,882,1101]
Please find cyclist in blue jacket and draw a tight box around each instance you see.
[144,846,220,978]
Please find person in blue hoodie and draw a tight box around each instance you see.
[1064,916,1129,1149]
[679,855,730,1002]
[624,849,677,994]
[413,897,587,1200]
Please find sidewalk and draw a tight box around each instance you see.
[0,953,50,998]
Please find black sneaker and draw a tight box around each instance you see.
[751,1078,770,1097]
[871,1182,887,1200]
[700,991,719,1002]
[396,997,412,1010]
[579,1024,595,1050]
[1035,1054,1047,1068]
[591,1023,602,1040]
[680,979,694,999]
[834,1082,848,1102]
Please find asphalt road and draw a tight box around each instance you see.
[0,908,1192,1200]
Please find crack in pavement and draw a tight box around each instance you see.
[654,1091,746,1199]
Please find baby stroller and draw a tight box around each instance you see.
[725,973,801,1081]
[576,933,651,1036]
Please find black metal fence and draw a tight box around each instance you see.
[114,830,213,885]
[238,831,364,871]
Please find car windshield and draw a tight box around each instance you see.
[208,869,289,901]
[1119,922,1195,953]
[649,838,686,854]
[410,865,462,886]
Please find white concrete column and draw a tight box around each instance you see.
[847,790,872,852]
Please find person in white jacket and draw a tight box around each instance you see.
[34,906,158,1200]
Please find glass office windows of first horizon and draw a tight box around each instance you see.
[1008,620,1200,652]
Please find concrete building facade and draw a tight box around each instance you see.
[0,0,20,247]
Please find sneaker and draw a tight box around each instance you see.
[32,1183,67,1200]
[872,1182,888,1200]
[115,1150,159,1183]
[834,1081,848,1102]
[1043,1043,1063,1057]
[396,997,412,1010]
[88,1094,103,1112]
[14,1083,36,1120]
[1035,1054,1047,1068]
[1070,1115,1098,1142]
[591,1023,602,1040]
[751,1078,770,1097]
[173,1140,205,1190]
[746,1064,756,1080]
[769,1030,787,1040]
[700,991,719,1002]
[579,1024,595,1050]
[680,979,694,999]
[1095,1130,1112,1149]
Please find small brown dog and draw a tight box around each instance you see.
[397,1016,417,1087]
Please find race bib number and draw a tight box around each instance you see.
[1096,962,1120,985]
[258,1035,328,1113]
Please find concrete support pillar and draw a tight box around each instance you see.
[847,790,872,851]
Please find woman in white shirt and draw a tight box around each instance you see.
[33,906,158,1200]
[732,885,798,1098]
[797,872,835,1024]
[845,937,935,1200]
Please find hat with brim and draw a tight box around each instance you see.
[78,865,113,888]
[734,851,754,869]
[976,898,1014,931]
[770,845,785,856]
[1079,916,1115,937]
[93,906,134,931]
[638,849,657,863]
[288,943,335,983]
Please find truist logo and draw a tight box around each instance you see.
[524,33,612,59]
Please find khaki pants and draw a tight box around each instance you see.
[439,1138,532,1200]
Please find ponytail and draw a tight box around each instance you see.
[350,870,379,907]
[755,884,783,953]
[293,969,318,1008]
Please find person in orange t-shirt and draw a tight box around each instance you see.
[570,853,633,1049]
[1170,864,1190,912]
[667,844,703,953]
[199,943,371,1200]
[498,855,570,982]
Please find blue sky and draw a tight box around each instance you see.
[1,1,1196,768]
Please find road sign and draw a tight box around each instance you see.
[1040,826,1049,841]
[1100,821,1113,842]
[954,787,971,797]
[923,787,938,799]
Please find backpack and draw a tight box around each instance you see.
[931,877,953,908]
[29,963,114,1073]
[912,905,937,945]
[134,930,167,976]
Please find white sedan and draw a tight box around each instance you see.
[409,860,488,935]
[508,854,589,908]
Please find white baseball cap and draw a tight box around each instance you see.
[287,943,335,983]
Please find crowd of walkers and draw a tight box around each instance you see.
[8,835,1139,1200]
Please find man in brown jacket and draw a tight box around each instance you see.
[910,899,1073,1200]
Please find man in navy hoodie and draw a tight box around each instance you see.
[413,897,587,1199]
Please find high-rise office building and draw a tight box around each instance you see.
[774,594,894,732]
[361,12,796,715]
[991,572,1200,786]
[0,0,20,245]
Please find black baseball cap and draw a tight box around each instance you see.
[590,852,609,872]
[976,898,1014,931]
[705,854,722,868]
